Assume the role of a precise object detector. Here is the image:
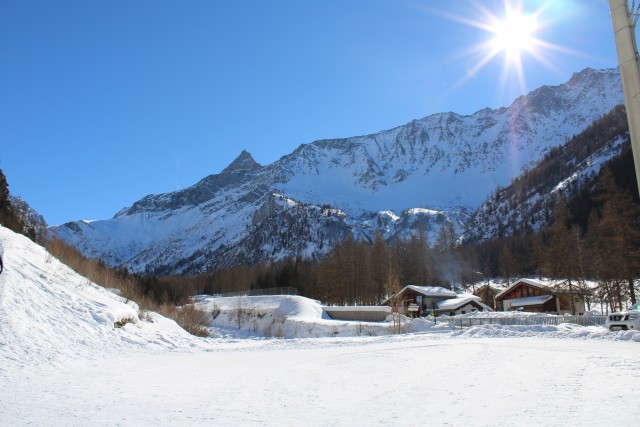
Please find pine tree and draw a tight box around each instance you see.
[0,169,13,227]
[0,169,26,235]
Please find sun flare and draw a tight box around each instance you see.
[437,0,572,97]
[489,12,538,59]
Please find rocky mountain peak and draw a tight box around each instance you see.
[222,150,262,174]
[567,67,614,87]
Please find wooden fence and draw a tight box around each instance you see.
[214,287,299,298]
[443,315,607,329]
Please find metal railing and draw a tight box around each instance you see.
[214,287,299,298]
[443,315,607,329]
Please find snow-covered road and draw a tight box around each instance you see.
[4,335,639,426]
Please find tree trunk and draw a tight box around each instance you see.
[568,279,575,315]
[628,278,637,304]
[615,280,624,311]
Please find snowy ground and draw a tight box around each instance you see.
[5,336,640,426]
[2,225,640,426]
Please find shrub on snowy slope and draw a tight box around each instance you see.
[160,304,211,337]
[45,236,211,336]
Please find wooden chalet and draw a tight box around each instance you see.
[381,285,492,316]
[381,285,457,315]
[494,278,587,315]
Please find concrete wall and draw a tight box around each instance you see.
[323,307,391,322]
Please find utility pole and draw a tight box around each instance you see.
[609,0,640,196]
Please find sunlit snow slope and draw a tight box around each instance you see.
[0,226,204,369]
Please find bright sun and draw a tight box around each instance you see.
[438,0,566,95]
[490,12,538,59]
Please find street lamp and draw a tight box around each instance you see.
[609,0,640,196]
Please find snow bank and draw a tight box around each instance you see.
[195,295,453,338]
[454,323,640,342]
[444,310,558,318]
[198,295,380,338]
[0,226,207,370]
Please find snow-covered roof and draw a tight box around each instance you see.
[495,278,558,300]
[437,297,492,311]
[509,295,554,307]
[405,285,457,298]
[456,292,482,300]
[380,285,457,306]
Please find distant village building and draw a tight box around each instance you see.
[382,285,492,316]
[472,284,502,310]
[437,295,493,316]
[494,278,587,315]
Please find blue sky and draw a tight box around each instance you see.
[0,0,621,225]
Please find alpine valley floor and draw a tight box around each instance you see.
[1,225,639,426]
[3,336,639,426]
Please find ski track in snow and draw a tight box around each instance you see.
[1,225,640,426]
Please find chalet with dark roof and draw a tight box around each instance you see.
[494,278,587,315]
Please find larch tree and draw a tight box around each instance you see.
[591,170,640,304]
[543,196,581,314]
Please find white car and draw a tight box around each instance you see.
[606,302,640,331]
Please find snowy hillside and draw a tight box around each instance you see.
[0,226,205,368]
[52,68,623,274]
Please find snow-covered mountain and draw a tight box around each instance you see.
[464,104,630,242]
[52,68,624,274]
